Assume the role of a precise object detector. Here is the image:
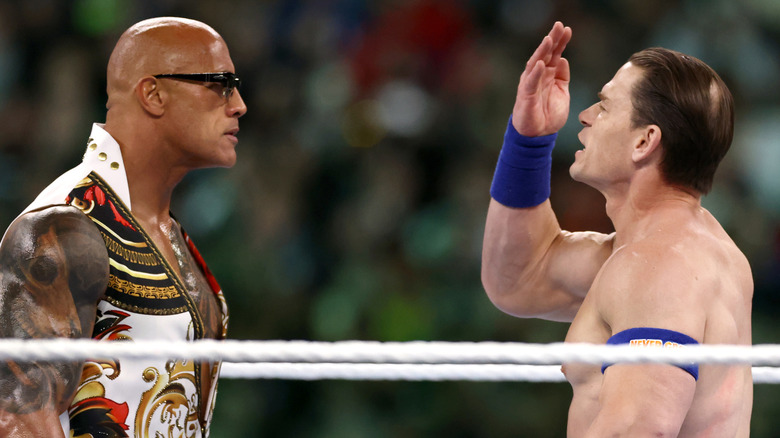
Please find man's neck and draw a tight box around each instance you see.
[123,155,186,225]
[104,122,187,224]
[605,183,702,247]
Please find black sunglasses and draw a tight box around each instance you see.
[153,72,241,99]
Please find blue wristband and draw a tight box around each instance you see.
[490,115,557,208]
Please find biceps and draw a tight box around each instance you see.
[545,231,614,299]
[485,229,613,321]
[0,254,88,416]
[0,280,86,413]
[591,364,695,436]
[0,208,108,417]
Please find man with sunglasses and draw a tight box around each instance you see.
[0,17,246,437]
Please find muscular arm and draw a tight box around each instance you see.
[587,365,695,438]
[584,243,705,437]
[482,200,613,321]
[0,206,109,436]
[481,21,614,322]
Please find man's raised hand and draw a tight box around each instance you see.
[512,21,572,137]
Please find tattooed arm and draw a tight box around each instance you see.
[0,206,109,437]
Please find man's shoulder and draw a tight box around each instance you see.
[595,222,750,321]
[0,204,109,304]
[13,204,93,231]
[612,216,744,266]
[2,205,103,256]
[604,231,738,286]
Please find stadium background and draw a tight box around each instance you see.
[1,0,779,436]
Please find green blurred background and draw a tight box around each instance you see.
[1,0,779,436]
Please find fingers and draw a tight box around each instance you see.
[512,22,572,136]
[521,22,571,94]
[521,56,569,97]
[527,22,571,70]
[526,35,553,73]
[521,60,545,95]
[549,23,572,65]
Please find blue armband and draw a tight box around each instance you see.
[601,327,699,380]
[489,115,557,208]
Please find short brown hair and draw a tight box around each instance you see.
[628,48,734,194]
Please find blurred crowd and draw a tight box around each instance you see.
[1,0,779,436]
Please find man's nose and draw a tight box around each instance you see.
[579,104,595,127]
[228,89,248,118]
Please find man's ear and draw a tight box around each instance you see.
[632,124,662,163]
[134,77,165,116]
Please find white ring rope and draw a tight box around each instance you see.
[0,339,775,365]
[221,363,568,382]
[3,339,780,383]
[220,363,780,383]
[219,363,780,384]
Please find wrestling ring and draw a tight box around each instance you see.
[2,339,780,383]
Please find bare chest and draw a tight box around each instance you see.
[562,290,610,384]
[145,225,223,339]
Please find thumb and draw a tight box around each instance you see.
[555,57,570,85]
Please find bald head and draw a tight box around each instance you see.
[106,17,228,107]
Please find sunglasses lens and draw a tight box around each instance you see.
[221,74,240,98]
[230,76,241,92]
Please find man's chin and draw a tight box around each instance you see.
[216,147,238,168]
[568,163,582,182]
[200,152,237,170]
[218,156,237,169]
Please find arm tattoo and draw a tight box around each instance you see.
[0,206,109,415]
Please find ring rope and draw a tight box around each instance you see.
[221,363,568,382]
[4,339,780,383]
[0,339,775,365]
[219,363,780,384]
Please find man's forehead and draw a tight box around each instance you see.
[600,62,641,99]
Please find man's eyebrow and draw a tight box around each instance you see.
[598,92,608,102]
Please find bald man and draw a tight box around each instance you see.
[0,17,246,437]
